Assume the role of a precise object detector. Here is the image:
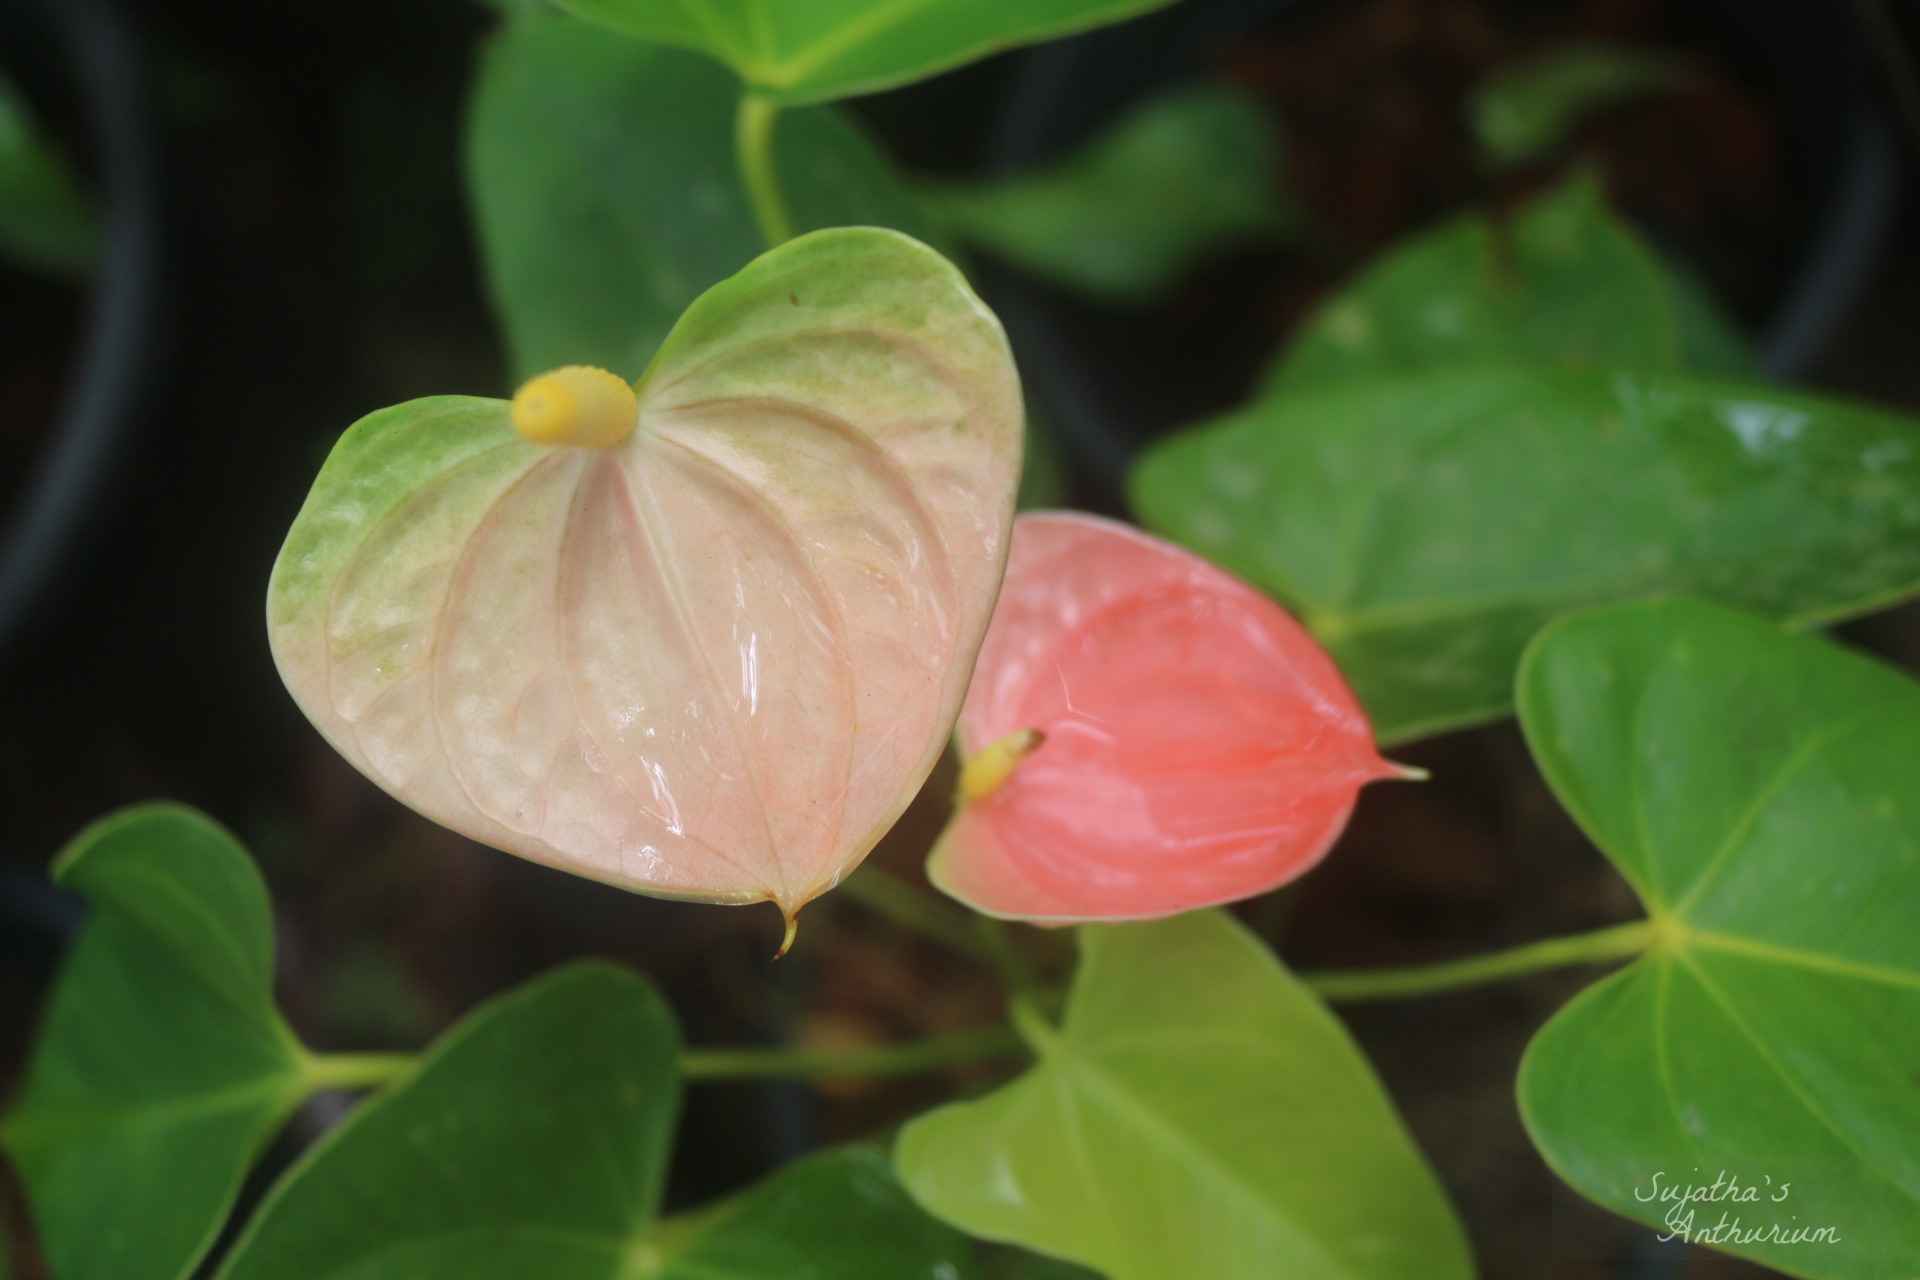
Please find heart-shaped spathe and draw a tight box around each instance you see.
[268,229,1022,925]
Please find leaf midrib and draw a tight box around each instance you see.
[1666,712,1877,917]
[767,0,944,84]
[1047,1044,1358,1279]
[1672,947,1920,1211]
[1682,928,1920,992]
[83,859,277,1019]
[6,1070,303,1148]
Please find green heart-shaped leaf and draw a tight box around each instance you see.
[895,910,1473,1280]
[553,0,1178,106]
[1130,366,1920,743]
[216,963,677,1279]
[269,227,1022,921]
[0,806,309,1280]
[920,86,1298,303]
[217,965,977,1278]
[469,10,937,383]
[1260,173,1744,391]
[1516,599,1920,1276]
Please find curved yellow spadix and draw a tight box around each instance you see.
[511,365,637,448]
[959,728,1045,803]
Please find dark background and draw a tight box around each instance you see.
[4,0,1919,1276]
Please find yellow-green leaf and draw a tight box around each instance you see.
[896,911,1473,1279]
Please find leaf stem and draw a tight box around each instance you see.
[1007,993,1060,1055]
[301,1026,1025,1094]
[301,1051,416,1092]
[1301,919,1656,1003]
[680,1025,1024,1081]
[735,93,795,248]
[975,916,1039,996]
[836,866,1000,965]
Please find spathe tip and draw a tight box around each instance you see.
[772,909,799,960]
[1382,759,1430,783]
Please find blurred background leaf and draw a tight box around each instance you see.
[921,86,1300,304]
[1659,250,1758,377]
[1469,44,1694,172]
[553,0,1179,105]
[1017,400,1069,509]
[1262,173,1713,392]
[467,10,935,385]
[0,72,98,277]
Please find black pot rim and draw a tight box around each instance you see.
[0,0,162,668]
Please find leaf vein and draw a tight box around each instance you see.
[1675,950,1920,1207]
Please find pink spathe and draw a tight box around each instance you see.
[933,511,1396,922]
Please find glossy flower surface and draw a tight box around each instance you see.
[930,511,1396,922]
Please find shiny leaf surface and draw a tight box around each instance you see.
[930,512,1390,922]
[897,911,1474,1279]
[1517,600,1920,1276]
[1131,366,1920,743]
[269,228,1022,917]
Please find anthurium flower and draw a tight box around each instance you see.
[929,511,1401,922]
[268,230,1022,945]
